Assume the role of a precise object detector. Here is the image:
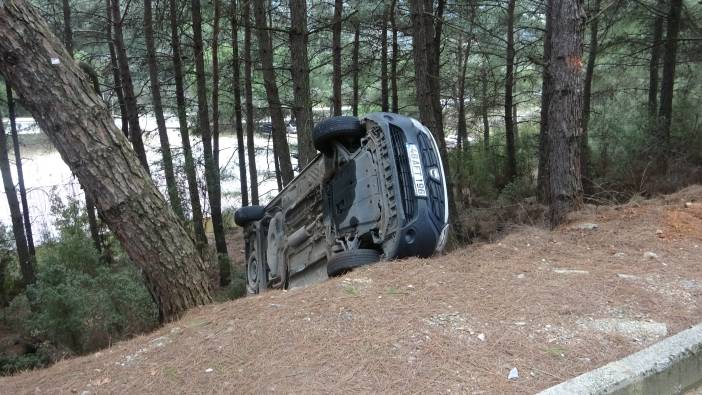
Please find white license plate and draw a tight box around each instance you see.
[406,144,426,197]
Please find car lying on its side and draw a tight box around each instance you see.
[235,113,449,292]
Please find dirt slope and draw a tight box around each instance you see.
[2,186,702,394]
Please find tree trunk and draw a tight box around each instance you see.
[110,0,149,171]
[212,0,221,172]
[243,0,259,205]
[351,22,360,117]
[657,0,683,163]
[581,0,600,195]
[332,0,343,116]
[390,0,399,113]
[61,0,73,56]
[504,0,517,182]
[0,0,213,321]
[481,67,490,150]
[253,0,294,185]
[231,0,249,207]
[191,0,229,285]
[144,0,184,219]
[537,0,553,204]
[648,1,664,119]
[456,2,475,152]
[546,0,585,227]
[288,0,316,167]
[380,8,389,112]
[105,0,128,138]
[169,0,207,248]
[6,89,36,259]
[456,36,468,151]
[0,107,33,289]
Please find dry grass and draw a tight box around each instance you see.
[3,186,702,394]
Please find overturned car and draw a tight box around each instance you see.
[235,113,449,293]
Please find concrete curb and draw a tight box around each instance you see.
[538,322,702,394]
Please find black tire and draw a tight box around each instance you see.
[313,116,365,153]
[235,205,266,227]
[246,245,268,294]
[327,249,380,277]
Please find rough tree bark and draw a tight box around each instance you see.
[110,0,149,171]
[231,0,249,206]
[0,0,212,321]
[253,0,294,185]
[169,0,207,248]
[144,0,184,219]
[546,0,586,227]
[6,88,36,258]
[581,0,600,194]
[0,107,33,289]
[332,0,343,116]
[656,0,683,164]
[288,0,316,167]
[192,0,230,285]
[243,0,259,205]
[504,0,517,182]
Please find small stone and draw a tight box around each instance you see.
[517,273,525,279]
[508,367,519,380]
[407,284,414,289]
[617,273,638,280]
[205,368,214,373]
[575,223,599,230]
[477,333,486,341]
[553,268,589,275]
[514,322,526,326]
[170,327,183,335]
[614,252,626,258]
[656,229,664,237]
[643,251,658,260]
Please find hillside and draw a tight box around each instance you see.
[2,186,702,394]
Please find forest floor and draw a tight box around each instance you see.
[2,186,702,394]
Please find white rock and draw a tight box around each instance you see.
[477,333,486,341]
[508,367,519,380]
[553,268,589,275]
[517,273,525,279]
[575,223,599,230]
[205,368,214,373]
[643,251,659,260]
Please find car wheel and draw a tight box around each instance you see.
[327,249,381,277]
[235,205,266,227]
[246,245,268,294]
[313,116,365,154]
